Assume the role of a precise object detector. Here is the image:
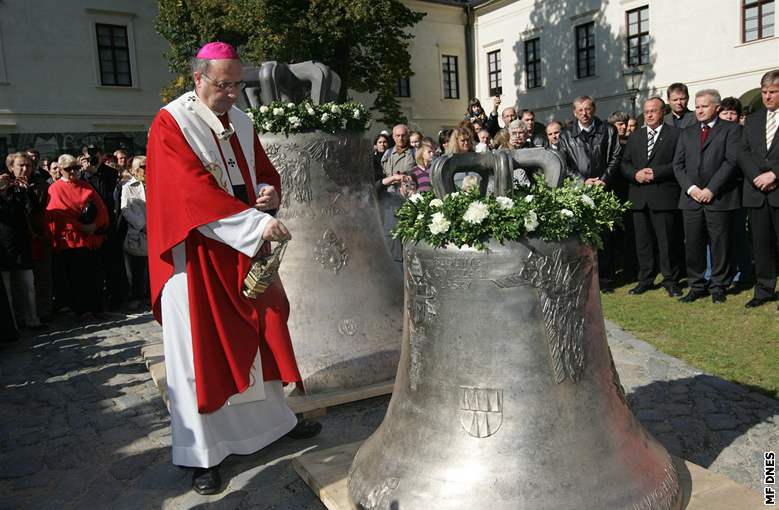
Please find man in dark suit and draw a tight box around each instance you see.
[673,89,741,303]
[739,69,779,308]
[621,97,683,297]
[664,82,697,130]
[557,95,622,292]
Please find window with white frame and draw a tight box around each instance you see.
[575,22,596,79]
[487,50,502,96]
[626,6,650,66]
[524,38,541,89]
[442,55,459,99]
[743,0,775,42]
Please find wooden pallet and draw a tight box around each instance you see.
[139,342,394,416]
[291,442,765,510]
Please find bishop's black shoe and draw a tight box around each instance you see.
[286,418,322,439]
[192,466,222,495]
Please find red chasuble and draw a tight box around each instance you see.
[147,108,302,414]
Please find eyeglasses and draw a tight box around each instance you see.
[201,73,246,91]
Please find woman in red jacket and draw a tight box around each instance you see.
[46,154,109,320]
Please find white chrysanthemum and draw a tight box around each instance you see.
[429,212,451,235]
[286,102,295,109]
[561,208,574,217]
[524,194,534,203]
[581,194,595,208]
[463,201,489,224]
[524,210,539,232]
[306,105,315,115]
[321,113,330,122]
[273,107,284,116]
[429,198,444,208]
[496,196,514,210]
[330,105,341,114]
[259,105,269,114]
[353,110,361,119]
[289,116,300,126]
[408,193,423,203]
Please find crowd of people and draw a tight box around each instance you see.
[373,70,779,308]
[0,145,149,342]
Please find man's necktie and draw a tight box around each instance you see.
[647,129,656,158]
[767,110,777,150]
[700,124,710,148]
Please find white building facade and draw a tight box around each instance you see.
[0,0,172,158]
[470,0,778,126]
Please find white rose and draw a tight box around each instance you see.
[524,210,539,232]
[321,113,330,122]
[408,193,423,203]
[259,105,269,114]
[561,208,574,217]
[330,105,341,114]
[289,116,300,124]
[463,201,489,224]
[306,105,315,115]
[524,194,534,203]
[429,198,443,208]
[353,110,361,119]
[286,102,296,109]
[273,107,284,116]
[496,196,514,210]
[581,194,595,208]
[429,212,451,235]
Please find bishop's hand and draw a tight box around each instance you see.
[255,185,279,211]
[262,218,291,242]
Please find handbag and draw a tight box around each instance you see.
[243,241,287,298]
[78,199,97,224]
[123,227,147,256]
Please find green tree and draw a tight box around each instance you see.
[155,0,425,124]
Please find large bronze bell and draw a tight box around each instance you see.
[347,149,682,509]
[258,131,403,394]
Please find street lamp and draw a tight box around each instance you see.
[622,66,644,117]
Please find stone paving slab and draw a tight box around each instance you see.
[291,441,765,510]
[0,311,776,509]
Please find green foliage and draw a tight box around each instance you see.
[247,100,370,135]
[392,175,629,250]
[155,0,424,123]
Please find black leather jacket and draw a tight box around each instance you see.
[557,117,622,184]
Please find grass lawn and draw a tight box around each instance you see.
[601,283,779,398]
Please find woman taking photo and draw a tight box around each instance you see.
[46,154,109,320]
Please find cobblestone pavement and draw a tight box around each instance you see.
[0,312,776,509]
